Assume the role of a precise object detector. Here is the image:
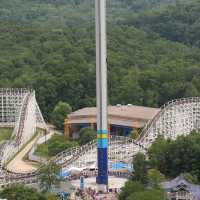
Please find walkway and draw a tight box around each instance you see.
[71,176,128,190]
[6,135,40,173]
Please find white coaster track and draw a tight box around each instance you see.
[137,97,200,148]
[55,136,144,170]
[0,89,46,186]
[0,93,200,187]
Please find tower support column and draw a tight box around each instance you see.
[95,0,108,191]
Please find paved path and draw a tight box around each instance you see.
[7,135,40,173]
[71,176,128,190]
[6,126,58,173]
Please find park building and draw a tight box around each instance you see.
[162,175,200,200]
[64,104,160,138]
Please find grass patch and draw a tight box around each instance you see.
[35,143,49,158]
[0,128,13,142]
[34,134,79,158]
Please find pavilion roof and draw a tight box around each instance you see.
[162,175,200,200]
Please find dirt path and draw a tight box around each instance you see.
[7,136,40,173]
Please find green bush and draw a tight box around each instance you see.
[0,185,47,200]
[0,128,12,142]
[35,134,78,157]
[51,101,72,130]
[119,181,144,200]
[79,127,96,145]
[48,135,78,156]
[127,189,166,200]
[148,132,200,182]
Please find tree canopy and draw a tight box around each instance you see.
[132,0,200,47]
[78,127,96,145]
[133,153,148,184]
[35,134,78,157]
[51,101,72,130]
[0,0,200,124]
[39,161,61,192]
[127,189,166,200]
[0,184,48,200]
[119,181,145,200]
[119,180,166,200]
[148,131,200,182]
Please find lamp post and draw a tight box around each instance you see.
[95,0,108,192]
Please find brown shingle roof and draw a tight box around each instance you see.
[68,105,160,122]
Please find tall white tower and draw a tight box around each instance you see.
[95,0,108,192]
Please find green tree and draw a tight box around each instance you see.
[184,173,199,184]
[51,101,72,130]
[35,134,78,157]
[45,193,59,200]
[119,181,144,200]
[148,137,171,175]
[132,0,200,48]
[1,1,200,123]
[127,189,166,200]
[184,83,199,97]
[129,129,139,140]
[79,127,96,145]
[147,169,165,188]
[0,184,46,200]
[39,161,61,192]
[133,153,148,184]
[48,134,78,156]
[148,132,200,182]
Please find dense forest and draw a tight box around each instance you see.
[0,0,200,120]
[0,0,186,26]
[131,0,200,47]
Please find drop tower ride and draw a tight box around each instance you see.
[95,0,108,192]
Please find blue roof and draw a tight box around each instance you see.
[162,175,200,200]
[111,161,133,172]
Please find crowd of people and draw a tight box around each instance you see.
[67,169,131,181]
[71,187,119,200]
[67,169,129,199]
